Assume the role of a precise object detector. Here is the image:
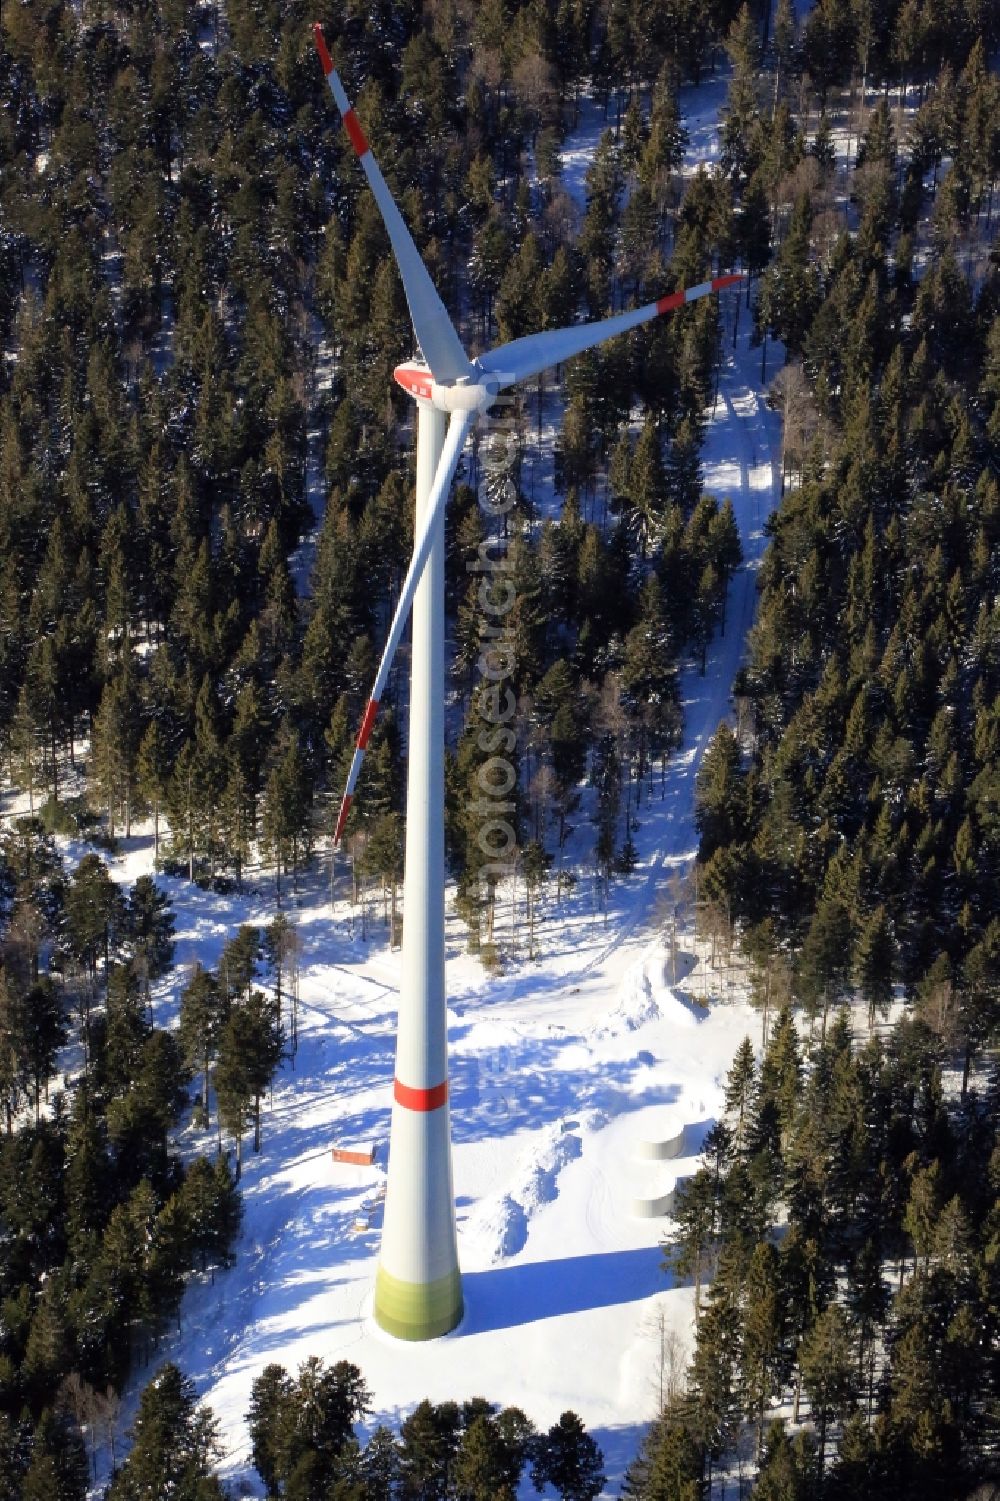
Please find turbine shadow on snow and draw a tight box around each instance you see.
[461,1246,671,1332]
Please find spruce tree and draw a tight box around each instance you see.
[261,722,314,898]
[64,855,124,991]
[397,1400,463,1501]
[696,725,747,861]
[22,1408,88,1501]
[125,876,175,1008]
[724,1037,757,1157]
[531,1411,605,1501]
[663,1167,717,1318]
[215,989,282,1165]
[104,964,150,1097]
[105,1364,224,1501]
[362,1426,399,1501]
[751,1421,811,1501]
[248,1362,296,1496]
[179,1155,241,1279]
[740,1240,787,1455]
[452,1410,533,1501]
[136,721,171,864]
[19,977,67,1124]
[621,1400,702,1501]
[797,1302,857,1478]
[179,965,225,1125]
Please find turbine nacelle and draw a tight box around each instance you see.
[394,362,500,414]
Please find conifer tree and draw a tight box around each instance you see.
[105,964,150,1097]
[179,966,225,1125]
[166,742,198,882]
[663,1167,717,1319]
[19,978,67,1124]
[740,1240,787,1455]
[22,1283,72,1410]
[64,854,124,992]
[452,1409,534,1501]
[261,722,314,899]
[751,1421,812,1501]
[696,725,747,861]
[361,813,404,943]
[756,194,822,372]
[179,1155,241,1279]
[362,1425,399,1501]
[854,905,894,1032]
[125,876,175,1008]
[531,1411,605,1501]
[22,1407,88,1501]
[215,989,283,1167]
[757,1005,801,1149]
[724,1037,756,1156]
[264,914,300,1044]
[25,633,68,806]
[621,1398,703,1501]
[219,928,262,1008]
[0,968,30,1134]
[64,1088,111,1250]
[797,1302,857,1478]
[11,685,41,818]
[721,6,763,186]
[687,1265,741,1479]
[137,721,171,864]
[247,1358,372,1495]
[397,1400,463,1501]
[664,416,703,515]
[105,1364,224,1501]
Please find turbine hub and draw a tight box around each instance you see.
[394,362,498,415]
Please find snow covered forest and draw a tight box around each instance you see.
[1,0,999,1496]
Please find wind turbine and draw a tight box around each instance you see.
[314,22,741,1340]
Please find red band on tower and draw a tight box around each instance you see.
[313,24,334,76]
[656,290,685,315]
[343,108,369,157]
[394,1078,449,1112]
[357,699,380,751]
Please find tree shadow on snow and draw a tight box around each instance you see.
[588,1421,653,1495]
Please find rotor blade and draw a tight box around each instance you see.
[314,24,471,385]
[333,409,476,845]
[478,274,744,389]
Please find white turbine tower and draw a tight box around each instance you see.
[314,22,741,1340]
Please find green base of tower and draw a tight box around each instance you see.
[374,1264,463,1340]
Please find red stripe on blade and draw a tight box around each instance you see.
[343,108,369,156]
[357,698,380,751]
[712,274,743,291]
[656,290,685,315]
[334,792,353,844]
[313,24,334,76]
[394,1078,449,1112]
